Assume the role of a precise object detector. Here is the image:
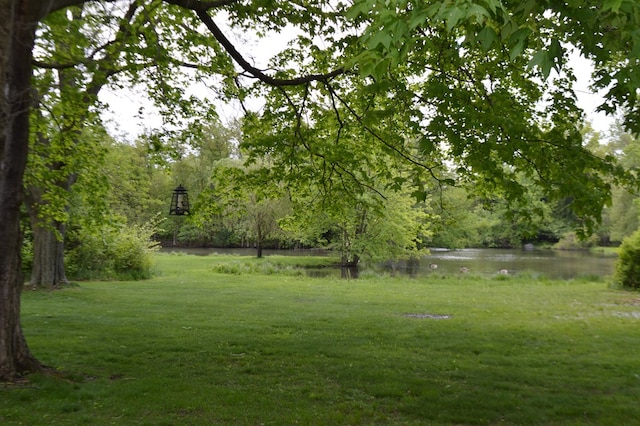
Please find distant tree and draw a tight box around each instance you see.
[428,186,493,249]
[282,186,430,270]
[598,122,640,243]
[101,139,168,226]
[199,162,291,257]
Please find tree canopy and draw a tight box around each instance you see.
[2,0,640,380]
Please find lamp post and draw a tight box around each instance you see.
[169,184,190,216]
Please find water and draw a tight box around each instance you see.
[387,248,616,280]
[159,247,617,280]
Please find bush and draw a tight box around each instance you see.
[614,229,640,289]
[553,231,600,250]
[66,219,159,281]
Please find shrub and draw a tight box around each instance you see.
[553,231,600,250]
[66,218,160,281]
[614,229,640,289]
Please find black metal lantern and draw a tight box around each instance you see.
[169,184,190,215]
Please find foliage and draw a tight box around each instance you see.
[614,228,640,289]
[280,186,431,265]
[66,216,160,281]
[195,161,293,255]
[429,178,573,249]
[101,139,168,227]
[209,254,339,276]
[554,231,601,250]
[348,0,640,133]
[337,0,638,237]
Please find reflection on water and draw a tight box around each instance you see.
[384,248,616,280]
[160,247,617,280]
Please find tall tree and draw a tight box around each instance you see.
[1,0,43,380]
[0,0,344,379]
[25,1,217,288]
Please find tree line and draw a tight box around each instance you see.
[23,114,636,285]
[43,118,638,272]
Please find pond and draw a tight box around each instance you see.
[385,248,616,280]
[160,247,617,280]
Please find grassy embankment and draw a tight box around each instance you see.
[2,253,639,425]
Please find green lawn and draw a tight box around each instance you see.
[2,253,640,425]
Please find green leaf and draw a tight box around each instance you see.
[477,26,497,52]
[516,0,538,17]
[528,49,552,78]
[345,0,373,19]
[508,28,531,61]
[484,0,502,14]
[467,4,490,23]
[602,0,624,12]
[548,38,564,71]
[373,58,390,80]
[366,30,392,50]
[445,6,466,31]
[412,189,428,202]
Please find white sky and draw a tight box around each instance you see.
[571,55,615,133]
[99,32,615,141]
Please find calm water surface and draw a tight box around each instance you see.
[160,247,616,280]
[394,248,616,279]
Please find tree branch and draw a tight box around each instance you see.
[194,9,344,87]
[325,83,444,184]
[162,0,239,12]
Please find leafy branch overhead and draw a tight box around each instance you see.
[25,0,640,238]
[238,1,639,236]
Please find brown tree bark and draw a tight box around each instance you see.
[25,175,74,289]
[27,221,69,288]
[0,0,43,381]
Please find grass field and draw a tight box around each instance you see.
[2,253,640,425]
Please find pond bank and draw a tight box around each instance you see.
[159,247,617,280]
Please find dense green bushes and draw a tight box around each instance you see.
[614,229,640,289]
[66,220,159,281]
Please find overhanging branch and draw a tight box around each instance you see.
[162,0,239,12]
[195,10,344,87]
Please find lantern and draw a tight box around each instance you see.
[169,184,190,215]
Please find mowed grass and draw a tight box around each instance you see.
[2,253,640,425]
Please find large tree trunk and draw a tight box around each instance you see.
[25,178,73,288]
[28,221,69,288]
[0,0,43,381]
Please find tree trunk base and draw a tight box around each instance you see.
[0,331,45,382]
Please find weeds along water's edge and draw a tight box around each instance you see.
[158,247,617,280]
